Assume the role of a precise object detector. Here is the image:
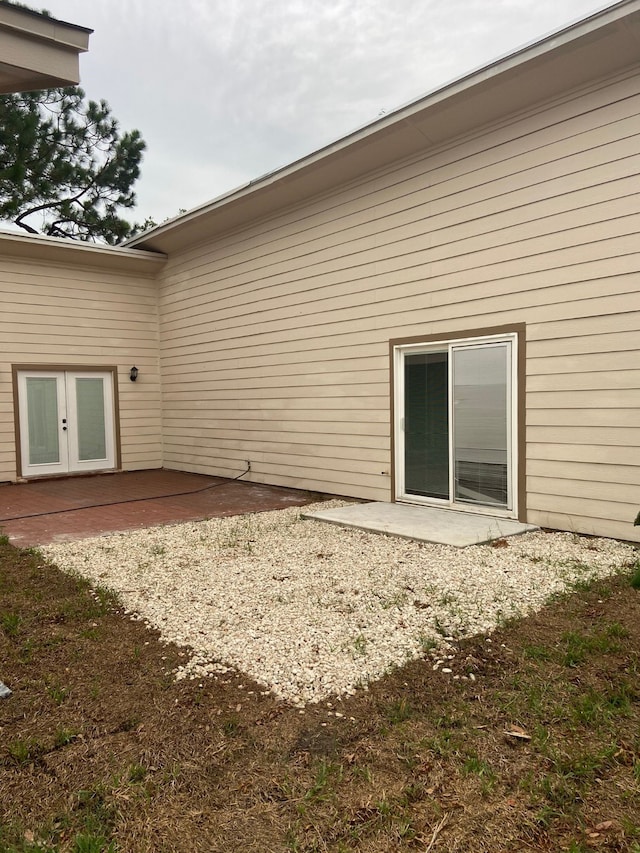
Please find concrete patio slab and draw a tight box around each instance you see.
[302,502,538,547]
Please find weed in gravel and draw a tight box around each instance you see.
[570,575,600,594]
[522,642,552,661]
[127,763,147,783]
[438,591,458,607]
[605,620,631,639]
[352,634,367,656]
[54,728,79,748]
[433,615,449,637]
[1,611,21,637]
[8,738,45,765]
[222,715,240,736]
[73,833,117,852]
[630,561,640,590]
[462,755,496,780]
[569,686,633,726]
[73,787,117,847]
[561,628,621,667]
[302,759,342,806]
[427,729,461,759]
[382,698,413,725]
[47,683,69,705]
[622,819,640,846]
[18,637,34,663]
[216,517,257,550]
[463,755,497,796]
[89,585,120,616]
[349,763,373,784]
[418,633,437,654]
[380,591,408,610]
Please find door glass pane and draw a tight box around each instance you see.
[453,344,509,507]
[26,378,60,465]
[75,378,106,461]
[404,351,449,499]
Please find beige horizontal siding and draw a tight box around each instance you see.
[527,408,638,427]
[155,67,640,540]
[528,459,640,485]
[528,443,640,466]
[527,493,639,541]
[528,476,638,505]
[162,421,389,442]
[0,256,161,482]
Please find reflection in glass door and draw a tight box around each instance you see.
[396,335,515,515]
[452,343,510,508]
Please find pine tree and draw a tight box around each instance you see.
[0,87,147,244]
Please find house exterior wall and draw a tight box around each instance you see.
[0,252,162,482]
[157,65,640,543]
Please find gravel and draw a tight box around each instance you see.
[42,502,637,706]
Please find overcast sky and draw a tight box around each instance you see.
[46,0,612,226]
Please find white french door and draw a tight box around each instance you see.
[395,334,518,517]
[17,370,116,478]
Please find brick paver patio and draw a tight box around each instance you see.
[0,470,324,547]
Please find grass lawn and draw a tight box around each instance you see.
[1,534,639,852]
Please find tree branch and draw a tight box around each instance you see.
[14,219,39,235]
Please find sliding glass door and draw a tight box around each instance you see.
[396,334,516,515]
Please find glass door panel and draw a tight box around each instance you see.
[26,377,60,466]
[18,371,68,477]
[452,343,510,509]
[66,371,115,472]
[75,377,107,461]
[404,351,449,499]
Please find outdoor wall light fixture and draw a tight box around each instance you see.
[129,366,139,382]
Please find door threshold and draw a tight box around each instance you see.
[396,498,516,521]
[16,469,120,485]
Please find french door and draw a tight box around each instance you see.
[394,334,518,516]
[17,370,116,478]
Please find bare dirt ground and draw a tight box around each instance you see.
[1,535,639,852]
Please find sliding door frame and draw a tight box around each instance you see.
[390,324,527,521]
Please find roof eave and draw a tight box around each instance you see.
[0,1,92,93]
[126,0,640,255]
[0,230,166,274]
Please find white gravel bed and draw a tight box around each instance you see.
[42,502,636,706]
